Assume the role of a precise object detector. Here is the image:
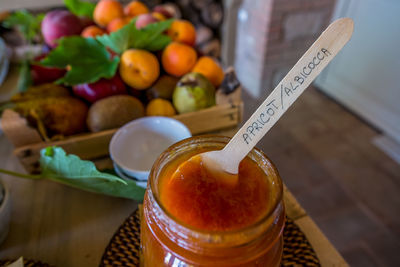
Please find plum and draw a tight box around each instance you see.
[135,14,159,29]
[41,10,83,48]
[157,3,181,19]
[153,5,173,18]
[79,16,95,29]
[31,54,66,85]
[73,75,127,103]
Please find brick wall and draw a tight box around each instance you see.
[234,0,336,98]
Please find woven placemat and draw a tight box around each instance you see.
[0,259,53,267]
[101,209,321,267]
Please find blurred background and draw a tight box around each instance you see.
[0,0,399,266]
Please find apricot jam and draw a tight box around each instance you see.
[141,136,285,266]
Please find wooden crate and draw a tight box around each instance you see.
[1,87,243,173]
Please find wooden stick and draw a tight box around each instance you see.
[204,18,354,175]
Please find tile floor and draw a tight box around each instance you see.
[242,86,400,266]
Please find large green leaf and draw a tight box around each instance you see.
[96,19,173,54]
[0,147,146,201]
[39,36,120,85]
[39,147,145,201]
[40,147,125,183]
[64,0,95,19]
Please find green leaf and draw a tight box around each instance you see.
[39,146,145,201]
[0,147,146,201]
[39,36,120,85]
[2,10,44,43]
[17,60,32,92]
[64,0,95,19]
[40,147,125,183]
[96,19,173,54]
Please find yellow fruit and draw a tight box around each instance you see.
[119,49,160,90]
[192,56,224,87]
[167,20,196,46]
[93,0,124,27]
[146,98,176,116]
[162,42,197,77]
[81,25,106,38]
[124,1,150,17]
[151,12,166,21]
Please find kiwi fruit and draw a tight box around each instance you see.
[87,95,145,132]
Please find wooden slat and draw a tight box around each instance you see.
[174,102,243,134]
[14,129,117,173]
[12,101,243,173]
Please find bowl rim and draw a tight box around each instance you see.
[114,163,150,176]
[109,116,192,175]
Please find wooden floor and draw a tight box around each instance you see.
[242,86,400,266]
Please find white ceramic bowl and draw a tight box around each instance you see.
[113,163,148,189]
[109,117,191,181]
[0,179,11,246]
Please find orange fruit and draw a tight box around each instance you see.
[94,0,124,27]
[146,98,176,116]
[151,12,166,21]
[162,42,197,77]
[167,20,196,46]
[124,1,150,17]
[119,49,160,90]
[107,17,131,33]
[192,56,224,87]
[81,25,106,38]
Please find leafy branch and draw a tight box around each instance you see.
[2,10,44,44]
[39,36,120,86]
[96,19,173,54]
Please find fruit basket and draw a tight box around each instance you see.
[1,83,242,173]
[0,1,243,173]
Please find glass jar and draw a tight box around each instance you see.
[141,136,285,266]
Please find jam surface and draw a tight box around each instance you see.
[159,154,270,231]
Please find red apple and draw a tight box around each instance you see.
[41,10,83,48]
[73,75,127,103]
[31,54,66,85]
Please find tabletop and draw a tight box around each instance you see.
[0,128,348,267]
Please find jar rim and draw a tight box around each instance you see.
[148,135,283,238]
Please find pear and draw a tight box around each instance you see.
[173,73,215,114]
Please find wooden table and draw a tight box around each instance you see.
[0,130,348,267]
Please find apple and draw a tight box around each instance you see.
[41,10,83,48]
[31,54,66,85]
[73,75,127,103]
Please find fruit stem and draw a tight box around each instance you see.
[0,168,42,180]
